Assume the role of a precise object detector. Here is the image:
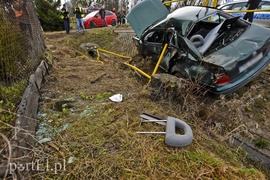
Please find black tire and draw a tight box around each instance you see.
[90,21,97,28]
[171,64,189,79]
[111,20,117,26]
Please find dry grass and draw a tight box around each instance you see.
[1,27,270,179]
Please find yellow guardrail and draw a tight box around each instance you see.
[224,9,270,13]
[162,0,185,3]
[96,43,169,83]
[124,63,152,79]
[204,0,218,8]
[152,43,168,76]
[97,48,132,64]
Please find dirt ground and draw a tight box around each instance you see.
[37,27,270,179]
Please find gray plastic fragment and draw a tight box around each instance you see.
[165,116,193,147]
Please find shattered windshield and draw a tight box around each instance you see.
[166,18,193,36]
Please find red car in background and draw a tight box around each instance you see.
[83,10,117,28]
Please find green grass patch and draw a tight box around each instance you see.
[0,80,27,132]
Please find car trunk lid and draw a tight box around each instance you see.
[203,24,270,78]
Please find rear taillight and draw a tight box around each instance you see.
[214,73,231,86]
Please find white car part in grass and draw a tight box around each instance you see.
[138,115,193,147]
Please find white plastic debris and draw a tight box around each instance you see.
[109,94,123,102]
[38,137,52,144]
[68,156,76,164]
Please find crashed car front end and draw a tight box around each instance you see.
[127,3,270,94]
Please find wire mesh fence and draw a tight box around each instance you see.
[0,0,45,138]
[0,0,45,85]
[0,1,45,178]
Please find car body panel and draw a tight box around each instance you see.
[127,2,270,94]
[155,7,238,35]
[126,0,169,37]
[83,10,117,28]
[206,25,270,68]
[212,51,270,94]
[218,0,270,27]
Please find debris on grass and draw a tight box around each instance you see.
[6,28,268,179]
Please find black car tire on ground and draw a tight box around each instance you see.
[90,21,97,28]
[112,20,117,26]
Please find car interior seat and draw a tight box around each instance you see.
[190,34,204,48]
[189,28,207,47]
[190,21,224,55]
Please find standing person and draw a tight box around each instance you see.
[116,10,122,25]
[61,4,70,34]
[243,0,261,23]
[74,4,86,33]
[112,7,116,13]
[99,5,107,27]
[121,9,126,24]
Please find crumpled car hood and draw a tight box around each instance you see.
[126,0,169,38]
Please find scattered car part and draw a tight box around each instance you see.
[140,112,167,125]
[138,115,193,147]
[109,94,123,102]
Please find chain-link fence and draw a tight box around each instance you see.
[0,1,46,178]
[0,0,45,138]
[0,0,45,85]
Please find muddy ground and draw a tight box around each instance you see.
[37,27,270,179]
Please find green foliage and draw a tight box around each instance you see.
[96,92,112,100]
[254,97,268,109]
[255,138,269,149]
[79,92,91,100]
[0,80,27,130]
[0,80,27,103]
[186,149,222,167]
[35,0,63,31]
[237,168,258,177]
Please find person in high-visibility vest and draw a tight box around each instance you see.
[74,4,85,33]
[61,4,70,34]
[162,0,172,11]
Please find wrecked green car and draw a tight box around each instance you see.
[127,1,270,94]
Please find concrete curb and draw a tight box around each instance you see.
[0,60,50,179]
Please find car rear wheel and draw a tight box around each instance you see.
[111,20,117,26]
[90,21,97,28]
[171,64,205,95]
[171,64,189,79]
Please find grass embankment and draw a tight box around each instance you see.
[21,27,270,179]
